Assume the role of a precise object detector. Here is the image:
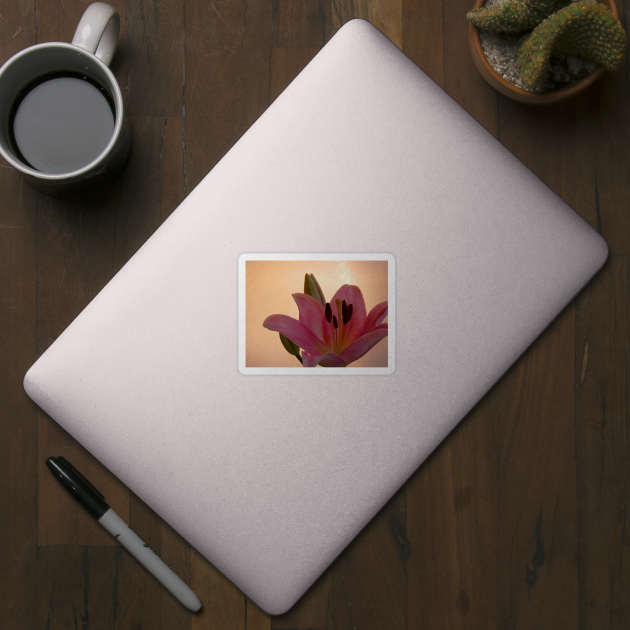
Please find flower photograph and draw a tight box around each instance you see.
[244,258,390,369]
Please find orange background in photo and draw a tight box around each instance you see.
[246,260,389,368]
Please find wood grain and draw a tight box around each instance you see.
[403,0,444,87]
[125,0,184,117]
[36,545,119,630]
[0,5,38,629]
[271,0,332,46]
[0,149,38,630]
[443,0,497,131]
[407,392,499,629]
[184,0,271,191]
[497,304,579,629]
[576,256,630,629]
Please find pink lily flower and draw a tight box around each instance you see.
[263,284,388,367]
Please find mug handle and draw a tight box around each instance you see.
[71,2,120,67]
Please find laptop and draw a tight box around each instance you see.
[23,19,608,614]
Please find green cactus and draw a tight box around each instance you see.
[467,0,568,33]
[517,1,627,85]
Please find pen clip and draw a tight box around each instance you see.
[54,456,106,501]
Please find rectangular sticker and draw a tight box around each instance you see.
[238,254,394,375]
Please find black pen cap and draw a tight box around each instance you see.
[46,456,110,519]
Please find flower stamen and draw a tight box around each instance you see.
[338,300,353,349]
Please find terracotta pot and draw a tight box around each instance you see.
[468,0,619,103]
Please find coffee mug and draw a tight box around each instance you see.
[0,2,132,197]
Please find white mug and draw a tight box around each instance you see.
[0,2,132,197]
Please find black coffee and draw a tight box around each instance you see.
[10,73,115,174]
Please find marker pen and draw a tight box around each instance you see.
[46,456,202,613]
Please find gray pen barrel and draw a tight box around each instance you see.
[98,508,202,612]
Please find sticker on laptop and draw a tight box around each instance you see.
[238,254,394,375]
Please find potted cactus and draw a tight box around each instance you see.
[467,0,627,103]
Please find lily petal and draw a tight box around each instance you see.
[293,293,333,348]
[339,328,389,366]
[361,301,388,335]
[263,314,328,355]
[318,352,347,367]
[330,284,367,344]
[302,350,323,367]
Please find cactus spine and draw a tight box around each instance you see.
[516,1,627,85]
[467,0,568,33]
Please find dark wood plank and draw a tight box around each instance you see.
[0,0,36,53]
[497,305,578,628]
[402,0,444,88]
[491,16,629,627]
[0,4,39,629]
[331,0,402,47]
[443,0,497,131]
[36,0,125,46]
[126,0,184,117]
[271,0,331,46]
[331,486,408,630]
[0,137,38,630]
[184,0,272,192]
[407,394,499,629]
[576,256,630,629]
[582,71,630,254]
[36,545,118,630]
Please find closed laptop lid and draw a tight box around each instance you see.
[24,19,607,614]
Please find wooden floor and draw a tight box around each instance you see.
[1,0,629,628]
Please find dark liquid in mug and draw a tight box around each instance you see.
[9,72,115,174]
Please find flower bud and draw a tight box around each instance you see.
[304,273,326,306]
[279,333,303,364]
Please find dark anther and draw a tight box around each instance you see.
[325,302,332,323]
[347,304,353,322]
[342,300,348,324]
[332,315,338,329]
